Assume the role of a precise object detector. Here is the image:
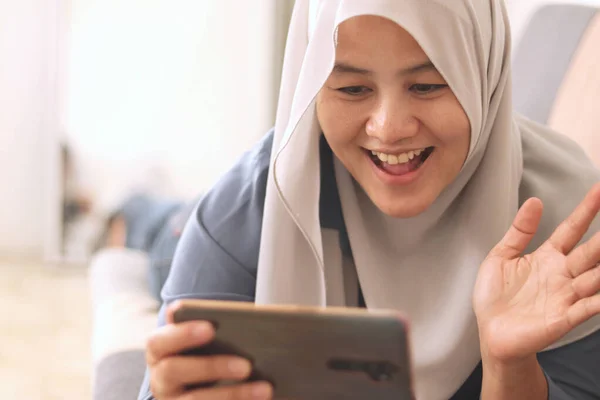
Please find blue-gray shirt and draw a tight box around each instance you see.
[139,129,600,400]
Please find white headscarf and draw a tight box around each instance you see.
[256,1,600,399]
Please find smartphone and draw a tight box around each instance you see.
[172,299,414,400]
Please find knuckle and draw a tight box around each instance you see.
[149,365,167,397]
[182,389,217,400]
[228,385,249,400]
[235,383,269,400]
[202,357,225,380]
[592,264,600,283]
[155,358,179,385]
[145,334,162,363]
[146,332,158,349]
[565,216,579,232]
[583,297,592,316]
[581,243,594,262]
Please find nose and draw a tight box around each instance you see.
[365,96,419,145]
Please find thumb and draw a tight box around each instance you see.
[489,198,544,259]
[165,300,181,324]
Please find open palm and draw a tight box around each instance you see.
[474,184,600,362]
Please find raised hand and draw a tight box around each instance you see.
[473,183,600,363]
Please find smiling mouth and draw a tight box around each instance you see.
[367,147,435,176]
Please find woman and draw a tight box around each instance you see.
[139,1,600,399]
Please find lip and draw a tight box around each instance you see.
[366,148,432,186]
[367,147,429,154]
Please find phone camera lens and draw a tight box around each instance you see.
[377,372,392,381]
[366,364,393,381]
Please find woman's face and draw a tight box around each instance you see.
[317,16,471,218]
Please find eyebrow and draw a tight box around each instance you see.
[331,61,437,76]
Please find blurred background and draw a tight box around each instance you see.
[0,0,599,399]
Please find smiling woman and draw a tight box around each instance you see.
[316,16,470,217]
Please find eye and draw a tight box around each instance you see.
[409,84,448,95]
[336,86,372,96]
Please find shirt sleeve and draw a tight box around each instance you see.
[539,328,600,400]
[137,130,273,400]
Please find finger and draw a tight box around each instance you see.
[571,264,600,300]
[180,381,273,400]
[567,293,600,330]
[151,356,253,397]
[489,197,543,259]
[567,231,600,277]
[166,300,180,324]
[146,321,215,366]
[548,183,600,254]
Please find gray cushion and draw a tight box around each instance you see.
[94,350,147,400]
[512,4,597,124]
[89,249,160,400]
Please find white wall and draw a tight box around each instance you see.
[65,0,293,212]
[0,0,61,258]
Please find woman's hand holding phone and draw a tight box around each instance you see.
[145,305,274,400]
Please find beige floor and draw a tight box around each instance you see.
[0,258,92,399]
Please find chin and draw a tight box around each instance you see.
[371,191,436,218]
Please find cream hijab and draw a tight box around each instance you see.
[255,0,600,399]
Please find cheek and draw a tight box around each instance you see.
[316,95,365,147]
[425,99,471,158]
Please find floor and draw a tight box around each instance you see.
[0,258,92,399]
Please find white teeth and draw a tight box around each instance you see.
[371,148,428,165]
[397,153,409,163]
[377,153,388,162]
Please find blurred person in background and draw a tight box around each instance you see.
[61,143,93,245]
[100,193,199,301]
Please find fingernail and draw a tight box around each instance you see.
[251,382,272,399]
[228,358,251,375]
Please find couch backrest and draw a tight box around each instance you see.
[513,4,600,169]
